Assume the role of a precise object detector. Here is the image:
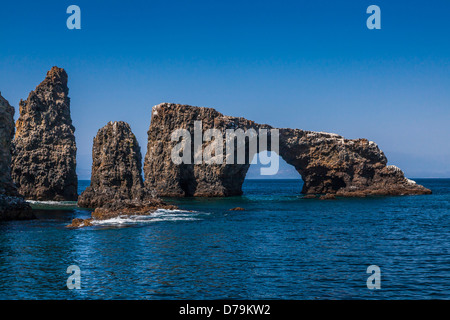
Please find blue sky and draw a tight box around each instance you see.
[1,0,449,179]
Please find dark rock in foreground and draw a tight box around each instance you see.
[0,194,34,221]
[11,66,78,201]
[144,103,431,197]
[0,93,33,220]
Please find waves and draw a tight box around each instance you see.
[91,209,208,227]
[25,199,209,227]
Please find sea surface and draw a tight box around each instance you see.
[0,179,449,299]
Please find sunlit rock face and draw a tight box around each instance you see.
[78,121,157,209]
[11,66,78,201]
[144,103,431,197]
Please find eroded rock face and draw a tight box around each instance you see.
[0,93,33,220]
[144,103,269,196]
[144,103,431,197]
[78,121,156,208]
[11,67,78,201]
[278,129,431,196]
[0,93,16,196]
[72,121,174,228]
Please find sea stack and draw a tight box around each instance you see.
[11,67,78,201]
[78,121,156,208]
[0,93,33,220]
[144,103,431,197]
[73,121,175,227]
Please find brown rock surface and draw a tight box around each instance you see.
[78,121,156,208]
[144,103,431,197]
[229,207,245,211]
[11,66,78,201]
[90,199,178,220]
[319,194,336,200]
[0,93,33,220]
[144,103,269,197]
[71,121,175,228]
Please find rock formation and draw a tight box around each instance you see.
[144,103,431,197]
[0,93,33,220]
[78,121,156,208]
[11,66,78,201]
[72,121,175,227]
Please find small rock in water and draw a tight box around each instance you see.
[229,207,245,211]
[319,194,336,200]
[66,218,93,228]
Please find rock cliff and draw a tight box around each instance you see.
[11,67,78,201]
[0,93,33,220]
[144,103,431,197]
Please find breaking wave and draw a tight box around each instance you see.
[26,200,77,209]
[91,209,208,227]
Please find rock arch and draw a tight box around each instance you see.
[144,103,431,197]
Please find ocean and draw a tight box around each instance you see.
[0,179,448,299]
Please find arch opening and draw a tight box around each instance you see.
[243,151,304,195]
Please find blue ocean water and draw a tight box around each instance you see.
[0,179,448,299]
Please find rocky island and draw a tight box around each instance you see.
[11,66,78,201]
[144,103,431,198]
[1,67,431,224]
[70,121,176,228]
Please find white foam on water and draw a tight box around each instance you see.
[91,209,207,227]
[26,200,76,206]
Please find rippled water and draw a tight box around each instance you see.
[0,179,448,299]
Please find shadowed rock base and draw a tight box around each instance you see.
[0,93,33,220]
[144,103,431,197]
[0,194,34,221]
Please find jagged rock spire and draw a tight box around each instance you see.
[12,66,78,201]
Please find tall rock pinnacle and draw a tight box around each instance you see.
[78,121,156,208]
[70,121,174,227]
[11,66,78,201]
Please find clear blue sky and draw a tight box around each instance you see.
[1,0,449,179]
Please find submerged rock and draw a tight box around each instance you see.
[0,93,33,220]
[11,66,78,201]
[144,103,431,197]
[319,194,336,200]
[71,121,174,228]
[229,207,245,211]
